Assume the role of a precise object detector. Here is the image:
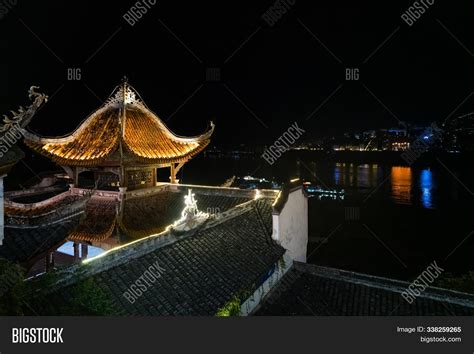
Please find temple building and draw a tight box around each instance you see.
[23,79,214,190]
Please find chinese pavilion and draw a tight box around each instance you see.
[23,79,214,190]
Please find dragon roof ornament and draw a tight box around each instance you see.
[0,86,48,134]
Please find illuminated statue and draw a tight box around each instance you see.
[171,189,209,232]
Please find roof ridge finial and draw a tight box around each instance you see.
[116,76,137,105]
[121,76,128,106]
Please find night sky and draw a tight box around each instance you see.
[0,0,472,147]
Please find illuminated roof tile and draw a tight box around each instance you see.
[24,81,214,166]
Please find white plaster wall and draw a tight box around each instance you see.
[272,188,308,262]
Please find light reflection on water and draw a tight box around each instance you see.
[332,163,436,208]
[391,167,412,205]
[420,169,434,209]
[334,163,381,189]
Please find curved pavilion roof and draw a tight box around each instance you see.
[23,81,214,167]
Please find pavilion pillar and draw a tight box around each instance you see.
[73,167,79,187]
[73,242,79,262]
[170,163,176,184]
[152,168,157,186]
[169,161,185,184]
[81,244,88,260]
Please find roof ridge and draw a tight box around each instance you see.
[253,199,273,242]
[294,263,474,309]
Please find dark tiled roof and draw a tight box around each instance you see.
[5,194,84,218]
[256,263,474,316]
[35,198,285,316]
[1,185,259,270]
[8,189,66,204]
[120,189,252,239]
[0,215,83,266]
[68,197,118,242]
